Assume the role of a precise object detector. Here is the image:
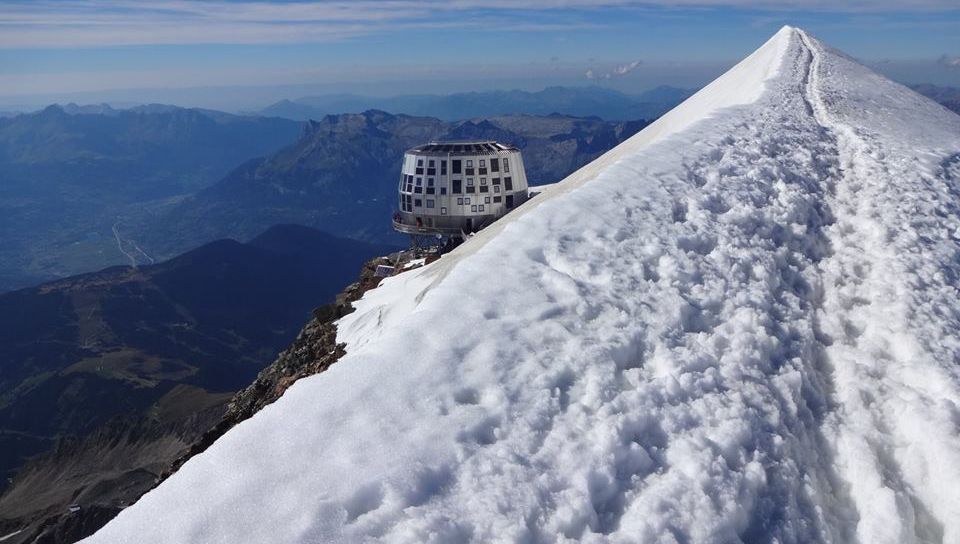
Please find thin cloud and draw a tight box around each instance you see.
[938,54,960,69]
[1,0,958,48]
[586,60,643,80]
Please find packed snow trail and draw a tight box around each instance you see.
[85,27,960,544]
[798,30,960,544]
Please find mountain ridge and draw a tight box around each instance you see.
[259,85,696,122]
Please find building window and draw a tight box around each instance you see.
[466,178,474,186]
[490,159,500,173]
[466,186,476,194]
[479,167,487,175]
[416,177,422,186]
[457,197,464,205]
[416,167,424,175]
[452,159,462,174]
[415,199,422,207]
[415,186,423,194]
[492,177,500,185]
[504,177,513,191]
[466,160,473,167]
[478,205,484,212]
[465,197,471,204]
[427,167,436,176]
[479,159,485,167]
[426,199,435,208]
[480,185,489,193]
[417,159,423,167]
[466,167,475,176]
[441,160,447,175]
[494,185,501,193]
[428,159,435,167]
[485,196,491,204]
[440,187,447,195]
[493,196,502,203]
[471,205,478,212]
[452,179,462,193]
[441,207,447,215]
[503,159,510,173]
[480,177,487,185]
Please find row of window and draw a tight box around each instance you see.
[413,156,511,177]
[400,175,515,195]
[453,196,502,205]
[399,193,517,213]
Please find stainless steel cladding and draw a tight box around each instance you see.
[393,141,530,236]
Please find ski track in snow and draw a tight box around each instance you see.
[85,28,960,544]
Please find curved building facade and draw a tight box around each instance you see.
[394,141,530,236]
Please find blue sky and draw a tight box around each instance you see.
[1,1,958,110]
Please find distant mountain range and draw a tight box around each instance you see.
[255,83,960,121]
[0,104,651,293]
[0,105,302,292]
[134,110,651,258]
[257,86,697,122]
[4,84,954,296]
[0,224,395,542]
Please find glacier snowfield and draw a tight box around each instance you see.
[85,27,960,544]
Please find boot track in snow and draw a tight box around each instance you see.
[799,29,960,544]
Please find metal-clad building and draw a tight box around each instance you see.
[393,141,529,236]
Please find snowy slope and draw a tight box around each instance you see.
[86,27,960,544]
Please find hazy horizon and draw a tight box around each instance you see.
[3,58,958,115]
[2,1,959,113]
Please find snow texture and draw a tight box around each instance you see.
[86,27,960,544]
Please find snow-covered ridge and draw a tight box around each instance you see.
[86,27,960,544]
[339,25,792,350]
